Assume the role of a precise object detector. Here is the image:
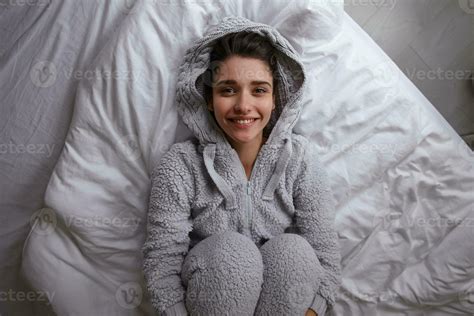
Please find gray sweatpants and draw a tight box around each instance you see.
[181,231,323,316]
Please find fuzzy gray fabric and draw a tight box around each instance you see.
[180,231,325,316]
[142,16,341,316]
[182,231,264,315]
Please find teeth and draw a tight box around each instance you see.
[233,119,255,124]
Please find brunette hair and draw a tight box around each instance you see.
[203,32,278,105]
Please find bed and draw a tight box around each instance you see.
[2,0,472,315]
[0,1,137,315]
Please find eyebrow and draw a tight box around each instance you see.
[215,79,272,88]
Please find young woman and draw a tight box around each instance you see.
[142,16,342,316]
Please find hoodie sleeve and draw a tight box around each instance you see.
[292,143,342,316]
[142,146,194,316]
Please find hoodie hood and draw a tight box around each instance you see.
[175,16,307,209]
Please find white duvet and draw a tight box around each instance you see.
[20,0,474,315]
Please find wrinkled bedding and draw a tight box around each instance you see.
[0,0,137,315]
[1,0,472,315]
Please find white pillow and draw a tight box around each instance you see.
[21,0,344,315]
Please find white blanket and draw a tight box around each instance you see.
[0,0,138,315]
[18,0,474,315]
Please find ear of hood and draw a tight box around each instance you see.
[175,16,306,147]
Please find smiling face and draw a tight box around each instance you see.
[208,55,275,149]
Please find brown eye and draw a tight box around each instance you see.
[255,87,267,94]
[221,87,235,94]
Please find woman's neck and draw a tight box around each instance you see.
[228,135,267,179]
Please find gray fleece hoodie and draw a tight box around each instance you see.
[142,16,341,316]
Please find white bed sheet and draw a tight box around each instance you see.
[12,1,474,316]
[310,14,474,316]
[0,1,138,315]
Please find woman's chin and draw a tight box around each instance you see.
[226,133,262,146]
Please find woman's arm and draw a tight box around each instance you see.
[142,146,194,316]
[293,142,342,316]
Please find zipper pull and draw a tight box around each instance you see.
[247,182,251,194]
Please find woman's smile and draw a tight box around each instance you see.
[228,118,259,129]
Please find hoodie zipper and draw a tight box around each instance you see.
[246,181,252,235]
[233,145,265,237]
[240,157,260,237]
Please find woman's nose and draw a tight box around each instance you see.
[234,91,252,113]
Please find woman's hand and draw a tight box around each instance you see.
[306,308,318,316]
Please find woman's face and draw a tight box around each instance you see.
[208,55,275,148]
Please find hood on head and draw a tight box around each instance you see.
[174,16,307,210]
[176,16,306,148]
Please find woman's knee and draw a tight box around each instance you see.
[181,231,264,315]
[254,234,323,315]
[182,231,263,283]
[260,233,321,270]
